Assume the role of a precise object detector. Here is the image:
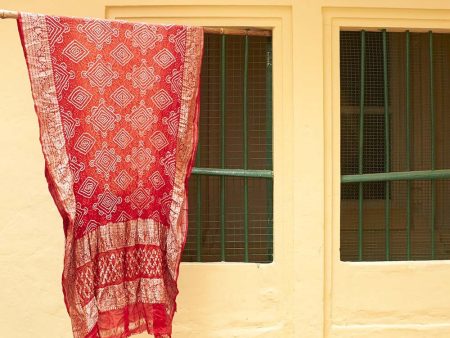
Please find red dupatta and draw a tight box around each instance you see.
[17,11,203,338]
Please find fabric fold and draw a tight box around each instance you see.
[17,11,203,338]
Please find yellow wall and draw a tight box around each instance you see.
[3,1,450,337]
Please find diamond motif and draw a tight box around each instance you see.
[153,48,176,69]
[46,16,70,51]
[126,181,154,212]
[129,187,152,209]
[110,43,133,66]
[82,55,118,94]
[125,24,163,55]
[151,89,173,110]
[116,211,132,223]
[68,86,93,110]
[62,40,89,63]
[115,170,133,190]
[160,150,176,180]
[150,210,161,223]
[86,99,121,137]
[53,61,75,99]
[89,142,121,179]
[78,176,98,198]
[60,108,80,139]
[74,202,88,230]
[165,68,182,95]
[126,59,160,96]
[125,141,156,175]
[158,192,173,216]
[150,131,169,151]
[125,100,158,136]
[77,19,119,50]
[74,133,95,155]
[113,128,133,150]
[93,185,122,220]
[69,156,85,183]
[169,28,187,56]
[149,171,165,190]
[111,86,134,108]
[162,110,179,136]
[85,220,101,233]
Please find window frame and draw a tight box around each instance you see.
[324,9,450,336]
[324,7,450,265]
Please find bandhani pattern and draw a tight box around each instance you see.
[17,12,203,338]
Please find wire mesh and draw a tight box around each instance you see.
[182,33,273,263]
[340,30,450,261]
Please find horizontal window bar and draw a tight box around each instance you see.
[192,167,273,178]
[342,169,450,183]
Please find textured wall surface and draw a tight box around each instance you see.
[3,1,450,338]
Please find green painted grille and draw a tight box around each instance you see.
[182,33,273,263]
[341,30,450,261]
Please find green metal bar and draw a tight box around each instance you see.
[342,169,450,183]
[220,34,226,262]
[196,136,202,262]
[192,167,273,178]
[406,31,411,259]
[382,29,390,261]
[265,40,273,261]
[244,34,249,262]
[358,30,366,261]
[429,31,436,259]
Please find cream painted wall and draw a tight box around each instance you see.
[3,1,450,338]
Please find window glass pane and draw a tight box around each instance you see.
[197,34,221,169]
[185,175,222,262]
[248,36,273,170]
[224,35,245,169]
[184,176,273,263]
[183,32,273,263]
[224,177,273,263]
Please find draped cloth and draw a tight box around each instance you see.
[17,12,203,338]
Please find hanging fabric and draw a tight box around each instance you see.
[17,11,203,338]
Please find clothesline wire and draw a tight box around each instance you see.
[0,9,272,37]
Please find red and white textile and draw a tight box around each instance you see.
[17,11,203,338]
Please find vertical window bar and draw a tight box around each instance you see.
[406,31,412,259]
[196,136,202,262]
[220,34,226,261]
[382,29,390,260]
[244,34,249,262]
[358,30,366,261]
[429,31,436,259]
[266,41,273,261]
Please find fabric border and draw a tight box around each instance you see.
[17,10,82,335]
[166,26,204,282]
[17,12,76,228]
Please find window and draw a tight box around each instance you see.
[182,31,273,263]
[340,30,450,261]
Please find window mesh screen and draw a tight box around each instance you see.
[340,30,450,261]
[182,33,273,263]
